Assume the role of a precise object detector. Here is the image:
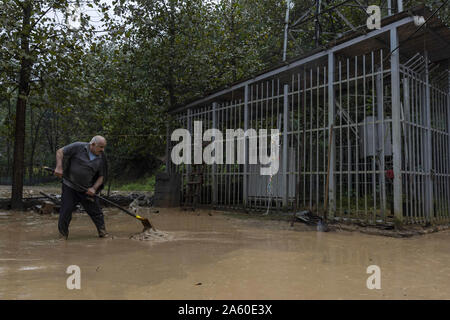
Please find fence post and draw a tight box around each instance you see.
[390,26,403,222]
[424,50,434,222]
[447,70,450,217]
[376,69,387,218]
[283,84,289,208]
[328,52,336,218]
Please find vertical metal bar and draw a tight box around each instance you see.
[292,75,295,208]
[165,123,170,174]
[212,102,218,205]
[371,52,377,221]
[424,50,433,222]
[378,50,386,219]
[277,79,280,210]
[403,77,411,222]
[303,70,307,207]
[441,88,445,221]
[238,101,241,205]
[260,83,264,209]
[233,100,237,208]
[328,52,336,217]
[201,108,204,204]
[255,84,260,209]
[310,69,313,208]
[297,73,301,210]
[363,54,368,220]
[447,71,450,218]
[219,104,223,206]
[355,56,359,217]
[442,89,447,220]
[187,108,192,178]
[419,70,423,222]
[283,83,289,207]
[323,66,327,209]
[243,85,249,207]
[227,103,230,207]
[397,0,403,13]
[271,80,274,208]
[347,59,351,212]
[250,86,254,208]
[390,27,403,221]
[339,60,343,215]
[412,76,416,222]
[439,87,443,220]
[316,67,319,208]
[434,88,439,221]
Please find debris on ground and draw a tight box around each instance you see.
[129,228,173,241]
[290,210,330,232]
[293,210,322,225]
[38,201,58,215]
[336,223,450,238]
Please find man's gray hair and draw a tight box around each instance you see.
[90,136,98,144]
[90,135,106,145]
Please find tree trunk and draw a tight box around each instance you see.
[167,0,176,110]
[29,108,46,184]
[11,1,32,210]
[6,97,11,179]
[28,104,34,183]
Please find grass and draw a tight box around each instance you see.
[28,175,157,192]
[110,175,156,192]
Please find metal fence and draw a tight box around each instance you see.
[169,18,450,224]
[0,166,54,186]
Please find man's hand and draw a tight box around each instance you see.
[86,187,96,196]
[54,167,63,178]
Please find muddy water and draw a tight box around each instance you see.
[0,207,449,299]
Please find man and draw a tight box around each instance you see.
[54,135,110,240]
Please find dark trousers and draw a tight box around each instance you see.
[58,183,106,237]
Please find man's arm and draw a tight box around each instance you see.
[87,176,103,196]
[54,148,64,178]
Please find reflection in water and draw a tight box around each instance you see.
[0,207,449,299]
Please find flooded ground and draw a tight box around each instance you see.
[1,204,449,300]
[0,182,449,300]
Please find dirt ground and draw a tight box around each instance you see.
[1,193,450,299]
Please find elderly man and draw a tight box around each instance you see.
[54,136,110,240]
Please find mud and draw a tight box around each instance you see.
[129,228,173,242]
[0,204,449,299]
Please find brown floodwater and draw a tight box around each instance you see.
[0,206,449,299]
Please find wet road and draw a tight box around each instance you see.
[0,207,449,299]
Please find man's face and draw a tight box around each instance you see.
[90,140,106,155]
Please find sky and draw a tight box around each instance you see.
[67,0,116,31]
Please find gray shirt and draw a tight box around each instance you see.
[62,142,106,192]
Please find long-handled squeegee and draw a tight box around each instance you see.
[43,166,154,231]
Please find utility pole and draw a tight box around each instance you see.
[283,0,290,62]
[314,0,322,47]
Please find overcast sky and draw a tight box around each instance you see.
[65,0,117,32]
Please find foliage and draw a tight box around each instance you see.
[0,0,449,196]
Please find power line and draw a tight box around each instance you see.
[384,0,450,63]
[290,0,354,28]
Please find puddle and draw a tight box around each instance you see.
[0,203,449,299]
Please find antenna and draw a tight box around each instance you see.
[282,0,406,61]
